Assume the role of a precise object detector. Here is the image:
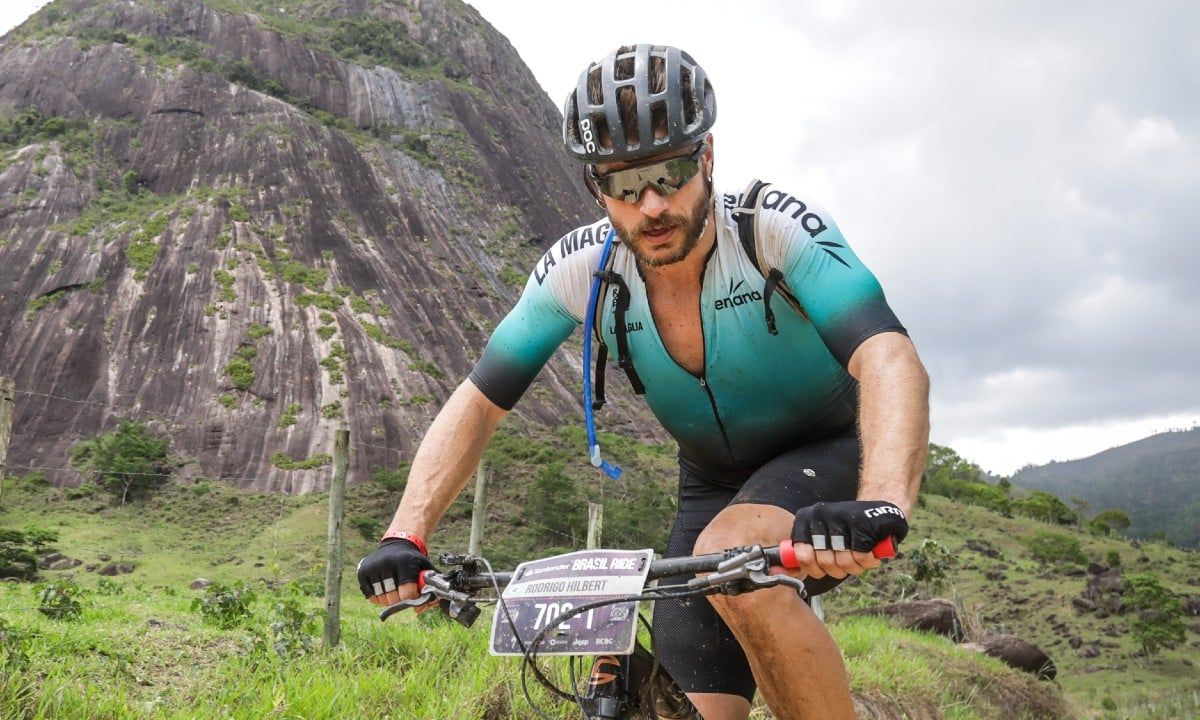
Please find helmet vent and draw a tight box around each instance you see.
[681,66,696,125]
[614,54,636,82]
[650,100,668,139]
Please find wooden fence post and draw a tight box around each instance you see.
[587,503,604,549]
[0,378,14,505]
[468,462,488,556]
[323,429,349,650]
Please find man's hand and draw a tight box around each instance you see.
[789,500,908,580]
[356,538,434,607]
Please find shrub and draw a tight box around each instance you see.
[350,516,382,541]
[1106,550,1121,567]
[321,402,342,419]
[193,581,256,628]
[1125,573,1187,657]
[1089,509,1132,536]
[37,579,84,621]
[906,538,954,589]
[524,462,586,544]
[226,356,255,391]
[270,452,331,470]
[0,529,39,581]
[0,618,32,669]
[1024,530,1087,566]
[69,421,171,504]
[95,578,124,596]
[371,464,410,493]
[328,18,428,69]
[265,593,318,660]
[122,170,140,195]
[1012,491,1079,525]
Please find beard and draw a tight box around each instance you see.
[611,184,712,268]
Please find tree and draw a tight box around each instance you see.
[1024,530,1087,566]
[1012,490,1079,525]
[1124,573,1186,658]
[523,462,586,546]
[1089,508,1132,536]
[69,421,171,504]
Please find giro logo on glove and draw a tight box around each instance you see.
[792,500,909,553]
[356,538,434,599]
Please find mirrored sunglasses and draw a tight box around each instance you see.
[588,143,706,203]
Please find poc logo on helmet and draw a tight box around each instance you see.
[579,118,598,154]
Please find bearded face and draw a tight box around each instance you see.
[610,183,713,268]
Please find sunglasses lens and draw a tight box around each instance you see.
[593,146,704,202]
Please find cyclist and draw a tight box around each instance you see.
[358,44,929,720]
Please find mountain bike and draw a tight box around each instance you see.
[380,538,896,720]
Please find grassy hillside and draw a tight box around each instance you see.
[1012,428,1200,548]
[3,427,1197,718]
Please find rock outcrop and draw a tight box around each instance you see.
[0,0,654,492]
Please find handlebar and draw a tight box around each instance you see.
[381,537,897,623]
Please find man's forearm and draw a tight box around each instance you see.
[386,380,507,538]
[850,333,930,516]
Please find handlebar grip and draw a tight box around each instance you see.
[417,569,433,594]
[776,537,898,568]
[871,536,897,559]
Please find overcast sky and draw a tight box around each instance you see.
[4,1,1198,474]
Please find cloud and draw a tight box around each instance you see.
[464,0,1200,469]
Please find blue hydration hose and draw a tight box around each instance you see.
[582,228,622,480]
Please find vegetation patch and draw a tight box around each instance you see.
[0,107,90,152]
[213,269,236,302]
[69,421,172,505]
[295,293,342,310]
[125,212,171,280]
[358,322,443,378]
[270,452,332,471]
[25,289,67,320]
[277,261,327,291]
[278,402,301,428]
[225,356,254,391]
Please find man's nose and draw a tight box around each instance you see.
[637,187,669,217]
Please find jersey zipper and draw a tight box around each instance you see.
[695,248,737,466]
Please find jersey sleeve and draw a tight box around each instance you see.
[468,220,610,410]
[755,189,906,367]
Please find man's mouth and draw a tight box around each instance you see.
[641,225,676,245]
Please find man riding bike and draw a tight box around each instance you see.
[358,44,930,720]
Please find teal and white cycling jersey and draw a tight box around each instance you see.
[469,184,906,481]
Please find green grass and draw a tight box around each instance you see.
[3,424,1197,719]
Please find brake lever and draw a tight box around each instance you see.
[379,590,439,621]
[685,546,807,599]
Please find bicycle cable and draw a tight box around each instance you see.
[518,583,718,708]
[477,556,572,720]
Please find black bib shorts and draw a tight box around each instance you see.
[651,433,861,701]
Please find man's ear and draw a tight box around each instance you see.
[704,133,715,181]
[582,166,606,209]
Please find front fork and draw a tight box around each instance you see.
[581,645,699,720]
[582,654,631,719]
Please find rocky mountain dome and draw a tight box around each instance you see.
[0,0,650,492]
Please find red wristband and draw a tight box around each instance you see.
[380,530,428,556]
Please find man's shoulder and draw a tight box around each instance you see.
[529,216,614,288]
[719,181,834,244]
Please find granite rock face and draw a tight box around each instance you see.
[0,0,651,492]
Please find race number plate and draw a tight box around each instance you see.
[489,548,654,657]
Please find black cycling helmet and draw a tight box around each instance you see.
[563,44,716,164]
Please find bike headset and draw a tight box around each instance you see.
[563,44,717,479]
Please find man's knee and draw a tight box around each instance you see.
[692,503,792,556]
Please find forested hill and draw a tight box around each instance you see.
[1012,427,1200,548]
[0,0,655,493]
